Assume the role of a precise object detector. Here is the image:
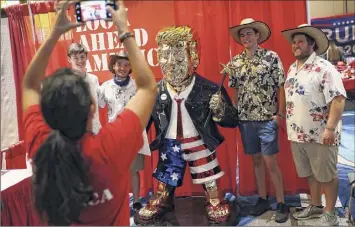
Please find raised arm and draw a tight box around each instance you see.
[107,1,157,129]
[22,0,82,111]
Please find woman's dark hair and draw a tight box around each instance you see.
[32,68,94,226]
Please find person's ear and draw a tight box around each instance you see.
[255,32,260,41]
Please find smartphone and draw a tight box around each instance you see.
[75,0,117,22]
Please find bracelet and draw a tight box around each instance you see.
[119,32,134,43]
[326,127,335,132]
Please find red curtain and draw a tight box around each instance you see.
[1,177,46,225]
[4,2,78,171]
[5,5,36,142]
[5,2,73,142]
[229,0,309,195]
[30,1,74,76]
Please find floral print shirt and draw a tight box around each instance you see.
[284,52,347,145]
[228,47,285,121]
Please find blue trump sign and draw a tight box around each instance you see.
[311,14,355,57]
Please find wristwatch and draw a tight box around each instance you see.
[119,32,135,43]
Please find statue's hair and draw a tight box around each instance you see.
[155,25,200,63]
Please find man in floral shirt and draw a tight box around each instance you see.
[282,24,346,226]
[228,18,288,223]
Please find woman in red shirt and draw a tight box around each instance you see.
[22,0,157,225]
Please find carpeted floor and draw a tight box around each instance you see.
[129,111,355,226]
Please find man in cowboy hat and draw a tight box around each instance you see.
[227,18,289,223]
[282,24,347,226]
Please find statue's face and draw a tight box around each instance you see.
[157,41,192,86]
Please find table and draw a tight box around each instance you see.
[1,169,46,226]
[343,78,355,91]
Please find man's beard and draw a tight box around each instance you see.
[295,50,312,61]
[296,54,310,61]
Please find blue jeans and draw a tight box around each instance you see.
[239,120,279,156]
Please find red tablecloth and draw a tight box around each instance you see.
[1,169,46,226]
[343,78,355,91]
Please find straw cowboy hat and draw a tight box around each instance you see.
[229,18,271,45]
[109,50,131,74]
[281,24,329,55]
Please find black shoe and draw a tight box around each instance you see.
[249,197,270,216]
[133,202,143,212]
[275,202,289,223]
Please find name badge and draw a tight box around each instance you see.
[161,93,167,100]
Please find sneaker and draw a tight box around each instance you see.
[314,212,339,226]
[249,197,270,216]
[275,202,289,223]
[293,205,323,220]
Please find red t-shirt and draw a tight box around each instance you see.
[23,105,143,225]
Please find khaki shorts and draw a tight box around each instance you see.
[290,142,338,183]
[130,154,145,172]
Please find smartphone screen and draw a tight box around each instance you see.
[75,0,116,22]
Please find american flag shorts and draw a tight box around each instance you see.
[153,136,224,187]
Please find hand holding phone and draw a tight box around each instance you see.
[53,0,83,36]
[106,0,129,34]
[75,0,117,22]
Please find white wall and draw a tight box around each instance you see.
[309,0,355,19]
[1,18,19,168]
